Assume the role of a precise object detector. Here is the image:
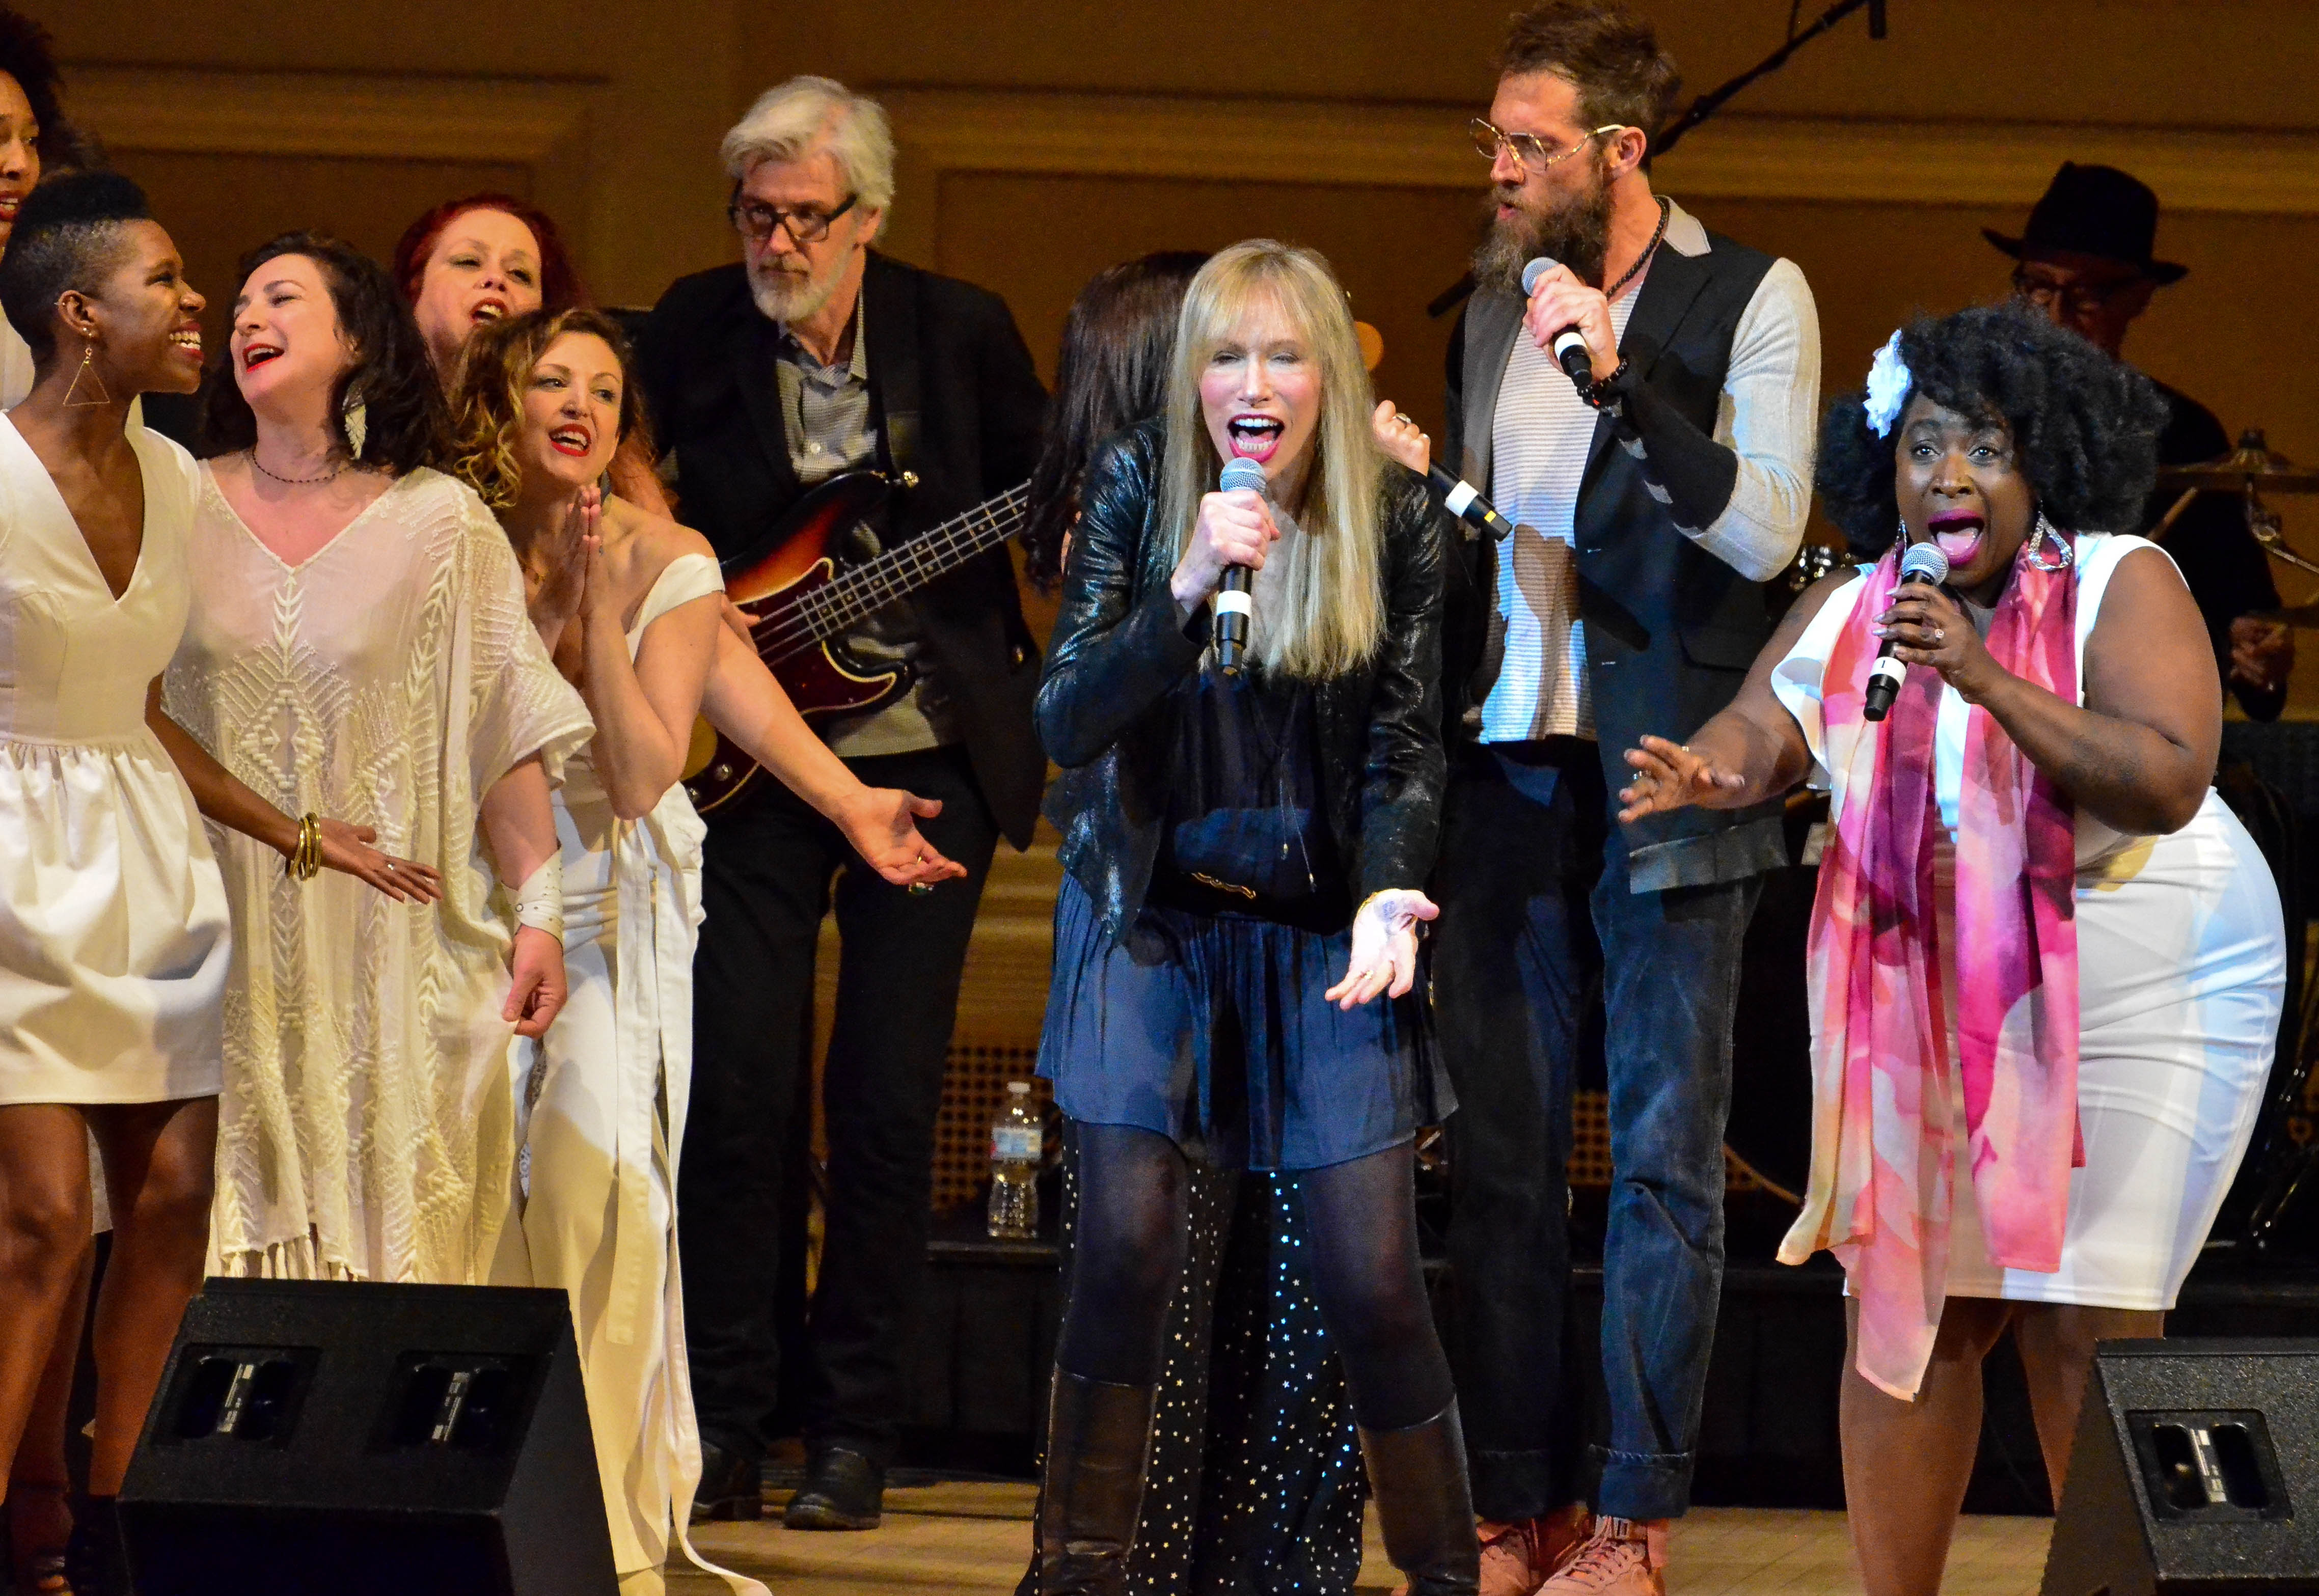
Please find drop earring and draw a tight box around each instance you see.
[2026,511,2074,572]
[62,343,110,409]
[342,392,368,460]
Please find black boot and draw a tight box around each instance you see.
[1360,1402,1482,1596]
[1034,1370,1157,1595]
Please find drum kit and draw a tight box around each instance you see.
[2153,428,2319,597]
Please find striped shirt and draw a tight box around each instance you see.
[1481,270,1646,741]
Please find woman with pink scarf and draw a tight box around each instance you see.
[1617,304,2284,1596]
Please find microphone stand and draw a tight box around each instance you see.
[1428,0,1895,319]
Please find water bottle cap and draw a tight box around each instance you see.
[1007,1081,1030,1094]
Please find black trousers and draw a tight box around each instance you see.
[679,745,1001,1466]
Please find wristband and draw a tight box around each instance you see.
[511,854,565,944]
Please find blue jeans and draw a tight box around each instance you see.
[1430,741,1758,1522]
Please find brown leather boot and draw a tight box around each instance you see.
[1361,1402,1483,1596]
[1034,1370,1158,1595]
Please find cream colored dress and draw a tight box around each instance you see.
[0,416,230,1105]
[165,466,591,1284]
[496,551,763,1595]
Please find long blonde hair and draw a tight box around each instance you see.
[1156,241,1385,679]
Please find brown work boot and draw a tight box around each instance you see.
[1534,1515,1669,1596]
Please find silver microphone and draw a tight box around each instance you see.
[1862,540,1952,722]
[1214,456,1266,676]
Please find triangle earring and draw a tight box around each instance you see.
[62,344,111,409]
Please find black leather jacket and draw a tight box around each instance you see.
[1036,420,1449,943]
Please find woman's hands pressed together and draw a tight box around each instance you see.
[1170,484,1279,613]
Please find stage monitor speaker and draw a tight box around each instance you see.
[2042,1337,2319,1595]
[119,1279,616,1596]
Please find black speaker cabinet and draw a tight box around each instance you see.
[2042,1338,2319,1595]
[119,1279,616,1596]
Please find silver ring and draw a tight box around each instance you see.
[1933,626,1946,642]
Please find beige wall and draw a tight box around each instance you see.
[36,0,2319,696]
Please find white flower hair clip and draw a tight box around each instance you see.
[1863,331,1912,438]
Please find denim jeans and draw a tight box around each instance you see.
[1430,741,1758,1522]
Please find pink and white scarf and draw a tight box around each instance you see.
[1778,539,2084,1398]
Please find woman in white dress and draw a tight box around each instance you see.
[1616,305,2284,1596]
[0,175,431,1592]
[445,307,960,1595]
[165,232,592,1289]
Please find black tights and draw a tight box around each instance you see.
[1056,1121,1453,1432]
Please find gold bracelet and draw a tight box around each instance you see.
[287,812,322,882]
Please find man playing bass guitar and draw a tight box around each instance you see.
[637,74,1048,1531]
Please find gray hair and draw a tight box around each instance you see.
[721,76,895,215]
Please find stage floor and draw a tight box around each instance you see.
[670,1477,2053,1594]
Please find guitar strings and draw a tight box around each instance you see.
[746,483,1034,663]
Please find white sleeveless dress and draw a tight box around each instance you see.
[0,416,230,1106]
[496,550,763,1594]
[1769,533,2286,1308]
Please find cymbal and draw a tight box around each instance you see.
[2156,429,2319,494]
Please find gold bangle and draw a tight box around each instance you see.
[287,812,322,882]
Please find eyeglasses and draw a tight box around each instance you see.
[2010,265,2141,317]
[1469,118,1628,177]
[727,192,859,246]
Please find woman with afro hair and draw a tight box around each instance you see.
[1617,302,2285,1596]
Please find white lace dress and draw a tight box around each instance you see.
[496,551,763,1593]
[165,466,592,1284]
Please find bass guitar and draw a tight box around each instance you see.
[681,470,1033,815]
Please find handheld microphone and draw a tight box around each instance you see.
[1861,541,1950,722]
[1215,456,1267,676]
[1520,257,1596,389]
[1423,462,1514,542]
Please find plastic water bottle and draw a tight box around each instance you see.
[987,1082,1042,1240]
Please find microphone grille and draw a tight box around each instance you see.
[1218,457,1268,495]
[1899,540,1950,585]
[1520,257,1559,296]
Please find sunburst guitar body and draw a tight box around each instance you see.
[681,471,1033,815]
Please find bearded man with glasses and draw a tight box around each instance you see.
[1427,6,1820,1593]
[1989,161,2290,719]
[636,74,1049,1534]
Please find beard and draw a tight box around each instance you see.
[748,253,844,325]
[1471,152,1616,294]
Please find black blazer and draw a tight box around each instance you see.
[637,251,1050,847]
[1442,226,1788,891]
[1038,421,1449,944]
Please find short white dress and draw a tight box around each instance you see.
[0,415,231,1105]
[1770,533,2286,1309]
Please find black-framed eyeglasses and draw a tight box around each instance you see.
[727,192,859,246]
[1469,118,1627,177]
[2010,264,2140,317]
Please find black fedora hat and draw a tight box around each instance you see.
[1983,161,2189,285]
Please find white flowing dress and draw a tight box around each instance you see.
[1771,533,2286,1308]
[0,416,230,1105]
[495,551,762,1594]
[165,466,591,1285]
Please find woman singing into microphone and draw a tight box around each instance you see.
[1033,239,1474,1594]
[1617,304,2284,1596]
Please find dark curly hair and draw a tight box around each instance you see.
[444,307,649,513]
[196,231,447,476]
[1817,301,2168,556]
[0,7,93,174]
[1023,251,1208,592]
